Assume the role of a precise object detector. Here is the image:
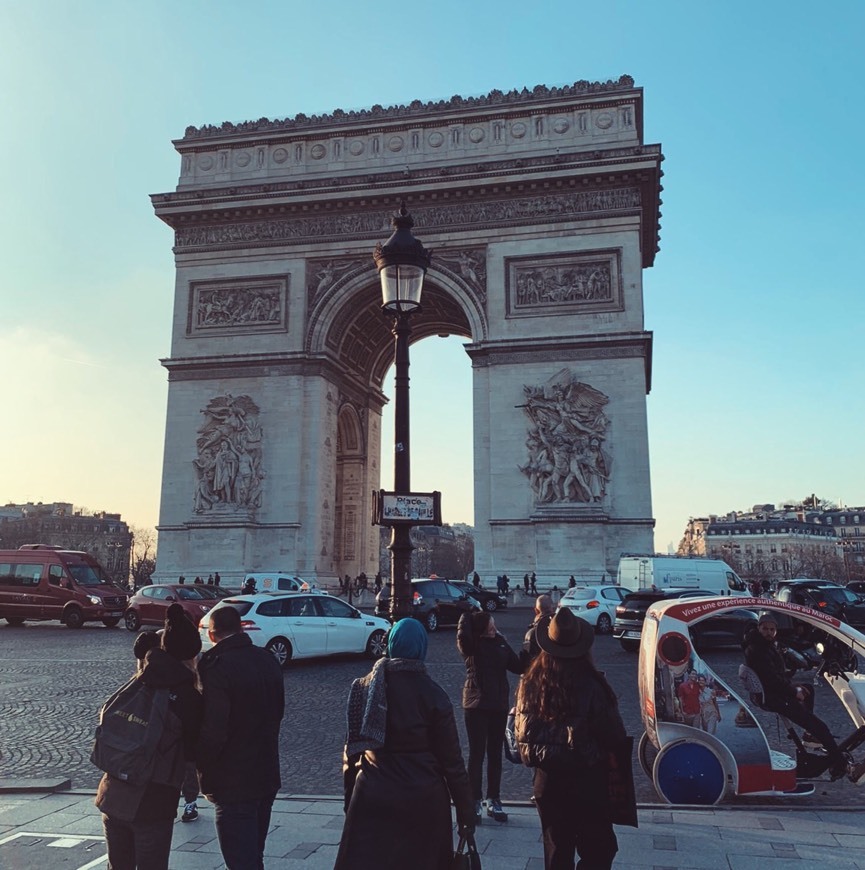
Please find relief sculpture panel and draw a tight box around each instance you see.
[193,394,264,517]
[507,250,622,316]
[519,369,611,505]
[188,276,288,335]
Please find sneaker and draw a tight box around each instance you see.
[848,759,865,786]
[486,798,508,823]
[181,802,199,823]
[473,801,483,824]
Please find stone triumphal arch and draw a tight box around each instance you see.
[151,75,663,586]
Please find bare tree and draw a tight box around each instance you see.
[130,526,157,590]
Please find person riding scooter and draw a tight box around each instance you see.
[743,612,847,779]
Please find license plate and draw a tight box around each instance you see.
[105,612,122,617]
[624,631,641,638]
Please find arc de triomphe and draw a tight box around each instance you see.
[151,75,663,586]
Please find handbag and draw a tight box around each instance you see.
[503,706,522,765]
[607,735,638,828]
[453,831,482,869]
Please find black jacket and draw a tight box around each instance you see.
[197,632,285,803]
[457,613,523,711]
[515,662,625,772]
[743,628,798,704]
[95,649,202,823]
[335,668,474,870]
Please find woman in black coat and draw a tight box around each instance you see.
[515,607,630,870]
[335,617,474,870]
[457,610,523,823]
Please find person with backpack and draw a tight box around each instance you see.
[94,603,203,869]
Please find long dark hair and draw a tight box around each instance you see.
[518,650,618,721]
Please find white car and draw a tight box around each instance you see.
[557,585,633,634]
[200,592,390,667]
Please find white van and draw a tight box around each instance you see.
[242,573,316,593]
[616,555,747,596]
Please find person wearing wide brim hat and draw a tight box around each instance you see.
[515,605,631,869]
[535,607,595,659]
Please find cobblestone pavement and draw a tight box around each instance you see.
[0,612,863,809]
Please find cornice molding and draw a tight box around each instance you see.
[180,76,637,142]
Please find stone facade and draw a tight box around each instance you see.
[151,76,663,586]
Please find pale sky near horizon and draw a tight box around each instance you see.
[2,1,863,556]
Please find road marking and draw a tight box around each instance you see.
[0,831,106,869]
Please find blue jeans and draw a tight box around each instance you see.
[213,794,276,870]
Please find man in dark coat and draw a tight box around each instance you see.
[197,605,285,869]
[521,594,555,664]
[743,612,846,778]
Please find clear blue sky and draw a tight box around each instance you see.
[2,1,863,554]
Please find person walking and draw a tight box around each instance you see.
[530,572,538,594]
[522,594,555,664]
[515,607,631,869]
[523,573,531,594]
[472,571,481,589]
[335,618,474,870]
[457,610,523,823]
[95,605,203,870]
[197,605,285,869]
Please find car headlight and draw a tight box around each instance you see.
[88,595,101,605]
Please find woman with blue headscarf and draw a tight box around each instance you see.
[335,617,475,870]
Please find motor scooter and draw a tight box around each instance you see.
[637,596,865,804]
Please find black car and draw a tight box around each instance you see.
[773,579,865,632]
[613,589,758,652]
[451,581,508,612]
[374,578,480,631]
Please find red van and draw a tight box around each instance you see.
[0,544,129,628]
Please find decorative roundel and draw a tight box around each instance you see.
[657,632,691,667]
[388,136,404,152]
[653,741,726,805]
[469,127,485,143]
[553,118,570,134]
[428,131,444,148]
[235,151,251,168]
[272,148,289,164]
[197,155,214,171]
[511,122,527,139]
[349,140,365,156]
[310,144,327,160]
[595,112,614,129]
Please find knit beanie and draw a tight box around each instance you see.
[162,602,203,660]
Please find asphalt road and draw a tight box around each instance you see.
[0,608,862,807]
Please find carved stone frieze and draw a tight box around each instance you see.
[518,369,611,505]
[506,250,622,317]
[182,76,637,139]
[188,276,288,335]
[175,188,640,251]
[435,248,487,305]
[306,257,374,309]
[193,394,264,518]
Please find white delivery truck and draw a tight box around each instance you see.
[616,555,747,596]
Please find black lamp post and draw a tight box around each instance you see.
[373,204,432,621]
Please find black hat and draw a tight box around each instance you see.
[536,607,594,658]
[162,603,202,660]
[132,629,160,661]
[758,612,778,627]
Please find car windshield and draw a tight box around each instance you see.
[176,587,208,600]
[66,561,112,587]
[811,587,858,607]
[567,587,597,598]
[216,601,254,616]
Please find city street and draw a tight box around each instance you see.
[0,608,862,808]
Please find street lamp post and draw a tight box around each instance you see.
[373,204,432,622]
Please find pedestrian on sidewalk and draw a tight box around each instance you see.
[197,604,285,869]
[515,607,630,869]
[335,617,474,870]
[530,572,538,594]
[95,605,203,870]
[457,610,524,824]
[521,594,555,664]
